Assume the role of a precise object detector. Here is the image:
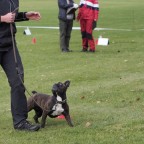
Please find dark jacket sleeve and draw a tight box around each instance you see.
[15,12,29,22]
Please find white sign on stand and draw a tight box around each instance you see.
[98,38,109,46]
[23,27,31,35]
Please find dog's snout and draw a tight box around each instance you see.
[52,84,57,91]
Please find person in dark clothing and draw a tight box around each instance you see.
[58,0,78,52]
[0,0,41,131]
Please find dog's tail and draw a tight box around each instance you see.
[32,91,37,94]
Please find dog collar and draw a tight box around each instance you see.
[57,99,67,104]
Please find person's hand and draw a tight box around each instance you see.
[73,3,79,9]
[26,11,41,20]
[76,17,79,22]
[92,20,97,30]
[76,14,81,22]
[1,13,16,23]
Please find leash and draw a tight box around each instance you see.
[10,23,51,112]
[10,23,33,98]
[10,22,67,113]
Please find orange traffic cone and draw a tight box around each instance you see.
[32,37,36,44]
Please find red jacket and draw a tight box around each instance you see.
[77,0,99,20]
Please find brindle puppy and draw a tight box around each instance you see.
[27,80,73,128]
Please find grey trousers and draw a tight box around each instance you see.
[0,47,28,127]
[59,19,73,51]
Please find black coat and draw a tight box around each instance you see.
[58,0,75,21]
[0,0,28,50]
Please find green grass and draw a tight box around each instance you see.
[0,0,144,143]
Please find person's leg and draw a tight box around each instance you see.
[1,48,40,131]
[80,19,88,51]
[1,48,27,126]
[65,20,73,51]
[59,19,67,51]
[86,19,95,51]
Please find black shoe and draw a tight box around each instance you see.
[62,49,72,52]
[67,49,73,52]
[14,121,40,132]
[89,49,95,52]
[81,49,88,52]
[62,50,68,52]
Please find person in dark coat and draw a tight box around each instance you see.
[58,0,78,52]
[0,0,41,131]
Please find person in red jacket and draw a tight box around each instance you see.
[77,0,99,52]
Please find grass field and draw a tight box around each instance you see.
[0,0,144,143]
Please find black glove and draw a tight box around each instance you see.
[92,21,97,30]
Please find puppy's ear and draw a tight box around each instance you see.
[65,80,70,87]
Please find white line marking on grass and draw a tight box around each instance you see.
[17,26,133,31]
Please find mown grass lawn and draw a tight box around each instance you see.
[0,0,144,144]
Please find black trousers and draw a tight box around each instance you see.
[0,47,28,127]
